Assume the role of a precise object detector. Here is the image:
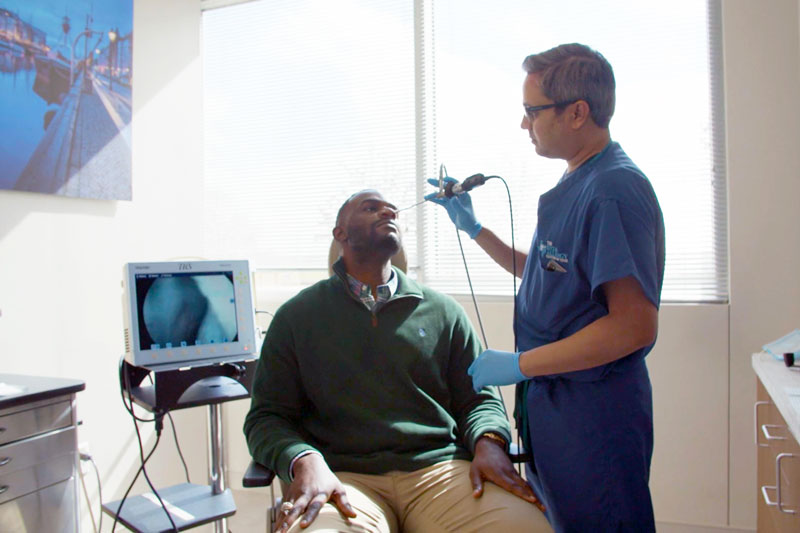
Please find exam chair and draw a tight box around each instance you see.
[242,460,281,530]
[242,239,526,531]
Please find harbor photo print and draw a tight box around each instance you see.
[0,0,132,200]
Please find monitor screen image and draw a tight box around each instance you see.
[122,260,257,367]
[136,272,238,350]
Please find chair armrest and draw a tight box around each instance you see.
[508,442,531,464]
[243,459,277,488]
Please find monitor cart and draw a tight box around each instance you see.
[103,356,257,533]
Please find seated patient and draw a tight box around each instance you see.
[244,190,552,533]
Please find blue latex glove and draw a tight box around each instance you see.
[424,177,482,239]
[468,349,527,392]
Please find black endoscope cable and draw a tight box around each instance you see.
[449,174,523,474]
[452,174,519,385]
[455,225,489,349]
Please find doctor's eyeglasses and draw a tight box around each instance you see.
[523,100,578,120]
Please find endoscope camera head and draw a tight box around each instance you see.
[443,173,488,197]
[432,162,490,198]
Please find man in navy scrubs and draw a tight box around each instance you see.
[428,43,665,532]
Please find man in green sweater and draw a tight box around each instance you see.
[244,190,551,533]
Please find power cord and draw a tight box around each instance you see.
[254,309,274,341]
[110,428,166,532]
[140,373,191,483]
[113,360,179,532]
[167,411,191,483]
[117,360,157,424]
[78,452,103,533]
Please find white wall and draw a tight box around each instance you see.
[1,1,799,532]
[0,0,209,530]
[725,0,800,527]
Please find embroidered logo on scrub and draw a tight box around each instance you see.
[538,240,568,273]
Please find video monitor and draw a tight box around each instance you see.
[122,260,257,368]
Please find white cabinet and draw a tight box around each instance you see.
[753,354,800,532]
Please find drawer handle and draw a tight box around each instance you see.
[0,486,7,495]
[762,484,778,506]
[755,401,770,447]
[0,457,9,467]
[762,424,787,441]
[777,453,798,514]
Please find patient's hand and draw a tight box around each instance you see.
[470,437,546,512]
[275,453,356,532]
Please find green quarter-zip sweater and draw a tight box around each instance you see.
[244,259,511,483]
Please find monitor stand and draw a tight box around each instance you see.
[103,357,257,532]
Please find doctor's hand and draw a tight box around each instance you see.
[468,349,528,392]
[276,453,356,532]
[425,177,483,239]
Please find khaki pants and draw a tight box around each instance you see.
[287,460,552,533]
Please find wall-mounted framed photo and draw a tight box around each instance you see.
[0,0,133,200]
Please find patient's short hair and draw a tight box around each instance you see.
[335,189,379,227]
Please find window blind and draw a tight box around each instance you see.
[202,0,727,303]
[420,0,727,302]
[202,0,418,272]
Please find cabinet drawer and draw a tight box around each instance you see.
[0,427,76,506]
[0,426,76,478]
[0,453,75,505]
[756,379,800,531]
[0,477,77,532]
[0,400,73,446]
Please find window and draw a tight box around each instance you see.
[202,0,417,274]
[203,0,727,303]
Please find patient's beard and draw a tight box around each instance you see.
[375,234,400,258]
[349,232,400,262]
